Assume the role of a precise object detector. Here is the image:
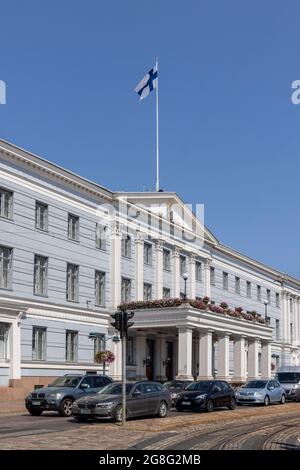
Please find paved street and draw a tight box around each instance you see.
[0,402,299,450]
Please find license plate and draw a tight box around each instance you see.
[32,401,41,406]
[80,409,91,414]
[181,401,191,405]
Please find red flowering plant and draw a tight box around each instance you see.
[94,350,115,364]
[202,296,210,305]
[220,302,229,310]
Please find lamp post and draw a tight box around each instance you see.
[264,300,269,322]
[183,272,188,300]
[88,332,120,375]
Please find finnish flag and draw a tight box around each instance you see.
[134,65,158,101]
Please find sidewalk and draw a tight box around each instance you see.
[0,401,26,415]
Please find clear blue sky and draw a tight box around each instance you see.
[0,1,299,277]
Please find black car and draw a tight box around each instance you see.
[175,380,236,412]
[72,381,172,422]
[163,380,194,406]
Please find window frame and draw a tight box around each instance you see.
[95,270,106,306]
[121,277,132,302]
[163,249,171,271]
[33,254,48,297]
[35,201,48,231]
[0,187,13,220]
[66,263,79,302]
[65,329,78,362]
[32,326,47,361]
[121,235,131,259]
[144,242,152,266]
[195,261,202,282]
[68,213,80,242]
[222,272,229,290]
[95,223,106,251]
[0,245,13,290]
[143,282,152,301]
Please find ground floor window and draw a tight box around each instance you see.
[127,335,136,365]
[32,326,47,361]
[66,330,78,362]
[0,322,10,360]
[94,334,105,361]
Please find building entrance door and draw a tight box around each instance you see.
[146,339,155,381]
[165,341,174,380]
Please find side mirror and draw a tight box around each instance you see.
[268,386,274,390]
[80,383,89,389]
[133,389,142,397]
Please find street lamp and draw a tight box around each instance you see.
[264,300,269,322]
[183,272,188,300]
[88,332,120,375]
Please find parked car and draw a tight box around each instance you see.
[236,379,286,406]
[276,366,300,402]
[25,373,112,417]
[163,380,193,406]
[72,381,171,422]
[175,380,236,412]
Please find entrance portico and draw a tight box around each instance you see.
[128,302,274,383]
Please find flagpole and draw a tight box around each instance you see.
[155,58,160,192]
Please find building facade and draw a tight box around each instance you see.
[0,139,299,391]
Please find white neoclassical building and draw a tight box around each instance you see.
[0,139,299,396]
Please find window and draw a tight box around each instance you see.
[35,201,48,231]
[257,285,261,302]
[95,271,105,306]
[276,319,280,340]
[163,287,170,299]
[0,246,12,289]
[210,267,215,286]
[144,242,152,265]
[66,330,78,362]
[246,281,251,298]
[276,293,280,308]
[235,276,240,294]
[0,323,9,360]
[180,255,186,275]
[94,334,105,359]
[290,323,293,343]
[122,235,131,258]
[66,264,79,302]
[34,255,48,296]
[180,292,185,299]
[163,249,170,271]
[121,277,131,302]
[32,327,46,361]
[223,272,228,290]
[95,223,106,250]
[0,187,13,219]
[68,213,79,241]
[267,289,271,304]
[143,283,152,300]
[196,262,202,281]
[258,352,262,374]
[127,336,135,365]
[290,298,293,313]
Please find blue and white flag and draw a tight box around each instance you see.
[134,65,158,100]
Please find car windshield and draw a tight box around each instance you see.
[185,381,213,392]
[98,383,133,395]
[48,376,82,387]
[244,381,267,388]
[164,381,186,390]
[276,373,300,383]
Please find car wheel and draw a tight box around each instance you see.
[113,405,123,423]
[206,399,214,412]
[28,409,43,416]
[280,394,286,405]
[264,395,270,406]
[59,398,74,417]
[158,401,168,418]
[228,397,237,410]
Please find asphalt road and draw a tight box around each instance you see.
[0,404,300,450]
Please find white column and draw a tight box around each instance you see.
[204,259,211,298]
[282,291,290,343]
[197,329,213,379]
[261,340,272,379]
[233,335,247,382]
[111,338,122,380]
[248,338,260,380]
[189,254,196,299]
[9,319,21,380]
[155,240,164,299]
[216,333,230,380]
[176,327,194,379]
[155,333,166,381]
[135,233,144,301]
[136,332,147,380]
[296,298,300,344]
[173,246,180,298]
[110,222,121,308]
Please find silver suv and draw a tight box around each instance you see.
[276,366,300,402]
[25,373,112,417]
